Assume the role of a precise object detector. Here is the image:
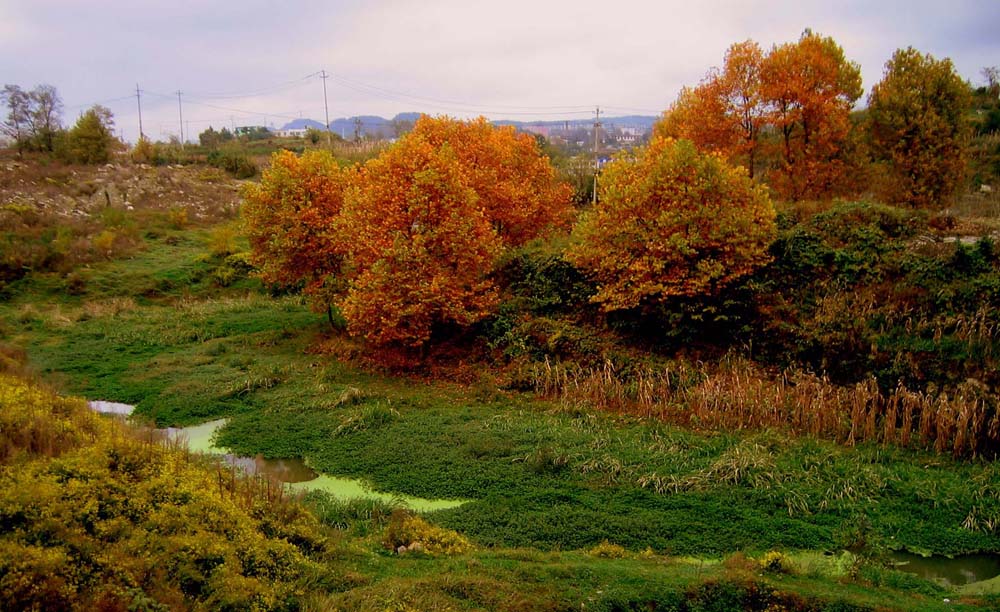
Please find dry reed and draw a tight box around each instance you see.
[532,357,999,458]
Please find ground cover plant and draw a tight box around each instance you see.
[2,223,998,564]
[2,371,996,611]
[0,181,998,611]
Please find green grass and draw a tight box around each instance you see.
[3,223,1000,609]
[3,229,999,563]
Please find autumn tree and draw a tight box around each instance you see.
[566,137,776,312]
[337,134,503,347]
[242,150,352,318]
[408,116,573,245]
[656,81,737,155]
[868,47,971,208]
[334,116,573,347]
[655,41,767,177]
[244,116,573,348]
[760,30,863,200]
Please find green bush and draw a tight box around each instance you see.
[207,149,257,178]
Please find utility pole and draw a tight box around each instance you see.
[592,106,601,205]
[135,84,144,141]
[175,91,184,146]
[320,70,332,147]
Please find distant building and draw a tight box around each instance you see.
[614,126,646,144]
[275,128,309,138]
[234,125,271,138]
[519,124,552,137]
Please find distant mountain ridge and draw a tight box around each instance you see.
[280,118,326,130]
[280,113,657,138]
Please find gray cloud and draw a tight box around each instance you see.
[1,0,997,141]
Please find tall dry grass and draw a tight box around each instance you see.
[533,357,1000,458]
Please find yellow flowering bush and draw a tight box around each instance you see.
[382,510,472,555]
[588,540,629,559]
[0,375,337,611]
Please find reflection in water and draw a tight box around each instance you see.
[891,551,1000,586]
[88,400,135,416]
[222,455,318,483]
[161,419,318,481]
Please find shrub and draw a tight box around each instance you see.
[588,540,628,559]
[0,375,335,610]
[758,551,794,574]
[382,511,472,555]
[62,105,118,164]
[131,136,155,163]
[207,149,257,178]
[208,224,238,258]
[567,137,776,311]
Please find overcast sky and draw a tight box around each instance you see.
[2,0,998,142]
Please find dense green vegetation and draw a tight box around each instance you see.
[1,345,995,610]
[2,182,1000,608]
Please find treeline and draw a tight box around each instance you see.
[0,84,264,177]
[657,32,979,207]
[1,84,120,164]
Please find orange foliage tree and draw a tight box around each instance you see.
[656,80,739,158]
[244,116,573,348]
[242,150,352,314]
[335,116,573,347]
[760,30,863,200]
[566,137,776,312]
[657,32,862,200]
[337,134,503,348]
[409,116,574,246]
[656,41,767,177]
[868,47,971,208]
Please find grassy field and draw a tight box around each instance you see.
[2,164,1000,608]
[3,219,1000,560]
[0,375,993,612]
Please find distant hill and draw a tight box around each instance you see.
[392,112,422,123]
[494,115,658,130]
[279,118,326,130]
[280,113,658,137]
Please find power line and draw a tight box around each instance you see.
[145,92,303,121]
[325,73,594,117]
[64,94,136,110]
[602,104,665,115]
[182,73,319,100]
[323,70,594,112]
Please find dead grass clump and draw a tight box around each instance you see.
[535,356,999,458]
[79,297,137,320]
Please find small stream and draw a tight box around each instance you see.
[89,401,465,512]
